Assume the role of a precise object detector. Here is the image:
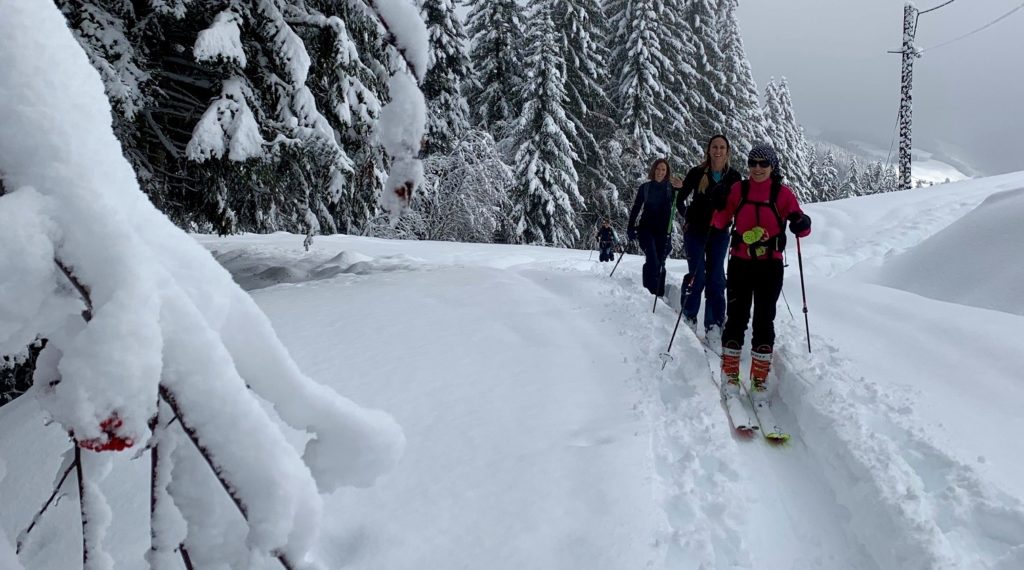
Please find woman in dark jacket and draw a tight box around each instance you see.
[627,158,684,296]
[677,135,742,347]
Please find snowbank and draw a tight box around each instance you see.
[875,185,1024,315]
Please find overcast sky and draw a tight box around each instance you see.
[736,0,1024,175]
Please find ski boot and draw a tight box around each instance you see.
[720,342,742,398]
[749,345,773,401]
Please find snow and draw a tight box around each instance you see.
[194,10,247,67]
[875,186,1024,315]
[7,171,1024,567]
[379,72,427,218]
[1,0,404,565]
[3,1,1024,566]
[186,78,265,162]
[372,0,430,80]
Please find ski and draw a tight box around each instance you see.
[742,383,791,444]
[701,341,757,438]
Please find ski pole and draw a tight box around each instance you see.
[609,246,628,277]
[797,237,811,353]
[659,275,692,370]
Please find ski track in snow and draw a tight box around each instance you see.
[772,318,1024,570]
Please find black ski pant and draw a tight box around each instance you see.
[599,241,614,262]
[722,257,784,351]
[637,229,671,296]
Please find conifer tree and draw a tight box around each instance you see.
[553,0,618,240]
[606,0,695,161]
[715,0,766,158]
[420,0,472,156]
[510,3,582,247]
[762,77,813,200]
[762,78,784,149]
[842,156,862,198]
[688,0,731,148]
[819,148,839,201]
[465,0,525,139]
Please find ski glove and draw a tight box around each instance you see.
[627,228,638,241]
[788,212,812,236]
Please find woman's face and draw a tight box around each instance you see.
[654,162,668,182]
[747,158,772,182]
[709,139,729,167]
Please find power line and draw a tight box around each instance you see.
[920,1,1024,52]
[919,0,957,16]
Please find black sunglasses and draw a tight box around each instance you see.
[747,159,772,168]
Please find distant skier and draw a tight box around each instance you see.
[710,144,812,399]
[677,135,743,347]
[627,158,684,296]
[595,219,619,262]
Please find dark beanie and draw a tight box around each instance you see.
[747,143,780,172]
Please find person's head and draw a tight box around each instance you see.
[704,135,730,170]
[648,158,671,182]
[602,219,610,227]
[746,144,779,183]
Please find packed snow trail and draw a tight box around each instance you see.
[239,245,874,569]
[251,262,669,569]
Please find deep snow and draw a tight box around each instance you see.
[3,173,1024,568]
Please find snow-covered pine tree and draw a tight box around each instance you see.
[553,0,618,242]
[842,156,862,197]
[818,148,839,201]
[715,0,766,160]
[606,0,697,162]
[56,0,424,237]
[762,78,783,149]
[184,1,359,237]
[768,77,813,200]
[298,0,397,234]
[882,165,900,193]
[863,160,883,194]
[53,1,148,129]
[465,0,525,140]
[806,146,822,201]
[687,0,732,152]
[510,3,582,247]
[420,0,472,156]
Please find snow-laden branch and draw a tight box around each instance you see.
[360,0,429,219]
[1,0,405,563]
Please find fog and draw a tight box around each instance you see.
[737,0,1024,175]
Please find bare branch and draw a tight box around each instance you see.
[16,452,76,554]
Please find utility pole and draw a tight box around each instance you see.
[892,3,921,191]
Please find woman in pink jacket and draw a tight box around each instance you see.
[709,144,811,399]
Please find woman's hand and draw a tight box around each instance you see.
[670,176,684,188]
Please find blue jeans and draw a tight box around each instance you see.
[682,229,730,329]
